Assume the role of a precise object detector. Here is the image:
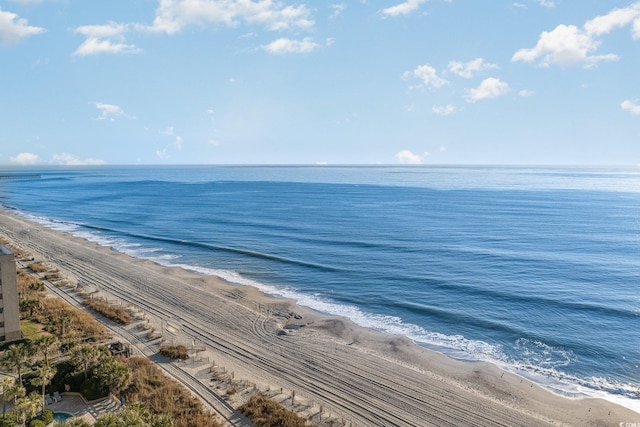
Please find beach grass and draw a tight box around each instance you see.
[159,344,189,360]
[240,394,308,427]
[2,212,639,427]
[83,298,132,325]
[123,357,222,427]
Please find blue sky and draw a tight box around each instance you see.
[1,0,639,165]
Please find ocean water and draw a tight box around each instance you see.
[1,165,639,408]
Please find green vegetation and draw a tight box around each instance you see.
[18,321,42,340]
[0,240,220,427]
[16,269,107,341]
[123,357,222,427]
[158,345,189,361]
[2,238,312,427]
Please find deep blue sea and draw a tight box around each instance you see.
[1,165,639,409]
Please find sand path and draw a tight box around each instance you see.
[1,210,638,427]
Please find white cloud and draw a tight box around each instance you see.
[263,37,320,54]
[512,24,615,67]
[395,149,427,164]
[380,0,427,17]
[330,4,346,19]
[10,152,39,165]
[144,0,314,34]
[156,149,169,160]
[73,38,140,56]
[175,136,183,150]
[52,153,106,166]
[448,58,498,79]
[621,100,640,115]
[584,3,640,36]
[94,102,130,121]
[466,77,509,103]
[75,21,130,39]
[73,22,140,56]
[0,8,46,46]
[535,0,555,8]
[513,2,640,67]
[405,64,449,89]
[432,104,456,116]
[518,89,534,97]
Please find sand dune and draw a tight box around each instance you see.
[1,210,637,426]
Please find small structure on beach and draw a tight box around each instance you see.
[107,341,131,357]
[0,245,21,342]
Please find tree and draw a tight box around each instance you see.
[93,357,131,396]
[18,299,40,318]
[70,345,101,379]
[57,313,72,337]
[1,344,30,386]
[31,336,58,368]
[0,377,17,418]
[5,382,25,414]
[30,365,56,412]
[12,392,39,427]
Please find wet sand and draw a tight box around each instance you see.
[1,210,637,426]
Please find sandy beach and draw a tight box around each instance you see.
[1,209,638,427]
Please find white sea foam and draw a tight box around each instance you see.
[168,262,506,362]
[163,261,640,411]
[10,209,640,412]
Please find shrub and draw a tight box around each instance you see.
[62,419,90,427]
[123,357,222,427]
[83,299,132,325]
[240,395,308,427]
[28,420,46,427]
[40,409,53,424]
[159,345,189,360]
[28,262,49,273]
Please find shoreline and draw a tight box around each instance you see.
[1,208,639,426]
[23,205,640,413]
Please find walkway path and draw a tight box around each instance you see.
[24,259,253,427]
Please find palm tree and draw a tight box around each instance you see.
[13,392,40,427]
[63,418,91,427]
[19,298,41,318]
[5,381,25,417]
[0,376,16,418]
[93,356,131,396]
[31,335,58,367]
[31,365,56,411]
[70,345,101,379]
[1,344,30,386]
[57,313,72,337]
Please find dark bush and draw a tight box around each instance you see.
[40,409,53,424]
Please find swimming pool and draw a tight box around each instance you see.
[52,412,73,422]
